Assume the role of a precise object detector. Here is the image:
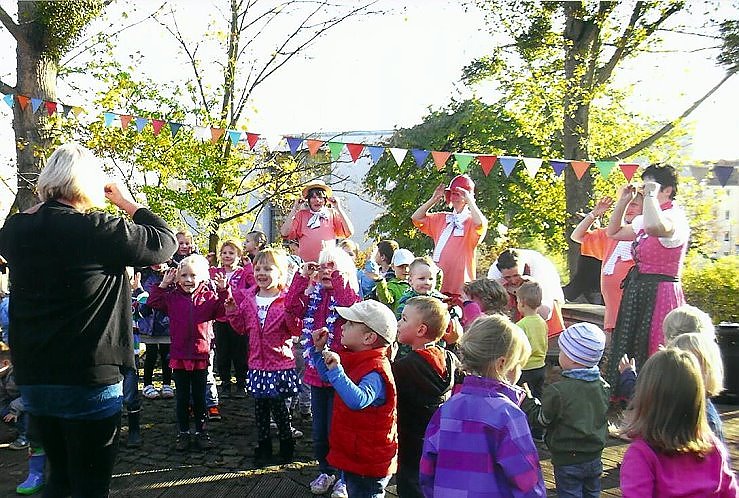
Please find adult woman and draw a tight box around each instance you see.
[0,143,177,496]
[280,180,353,262]
[604,164,689,389]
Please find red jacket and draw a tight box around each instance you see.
[328,348,398,478]
[148,283,227,361]
[226,287,301,371]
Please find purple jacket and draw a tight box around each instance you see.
[420,375,546,498]
[226,287,301,371]
[147,283,228,361]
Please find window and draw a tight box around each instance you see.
[726,210,731,220]
[725,232,731,242]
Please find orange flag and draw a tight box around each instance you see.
[431,151,452,171]
[210,127,225,144]
[120,115,133,130]
[571,161,591,180]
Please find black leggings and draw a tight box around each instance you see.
[214,321,247,387]
[172,368,207,433]
[254,397,291,441]
[143,343,172,386]
[33,411,121,498]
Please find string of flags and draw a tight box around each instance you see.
[1,91,736,187]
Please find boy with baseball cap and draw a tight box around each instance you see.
[311,300,398,497]
[522,322,610,498]
[375,248,414,312]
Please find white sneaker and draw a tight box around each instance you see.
[310,473,336,494]
[160,385,175,399]
[330,479,348,498]
[142,384,160,399]
[291,426,304,439]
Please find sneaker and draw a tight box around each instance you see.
[310,473,336,495]
[290,426,303,439]
[8,436,29,450]
[175,432,190,451]
[207,406,222,421]
[270,419,277,430]
[193,432,213,451]
[160,385,175,399]
[142,384,160,399]
[330,479,348,498]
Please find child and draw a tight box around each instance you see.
[172,229,195,265]
[340,238,380,298]
[460,277,509,326]
[243,230,267,263]
[515,281,548,404]
[663,304,715,343]
[284,246,360,497]
[0,289,8,344]
[620,348,738,497]
[420,314,545,497]
[522,322,609,498]
[147,255,229,452]
[1,345,27,450]
[137,264,174,400]
[310,300,399,498]
[393,296,460,498]
[225,249,301,465]
[374,239,399,278]
[374,248,414,312]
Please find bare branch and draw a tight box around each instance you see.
[0,79,16,95]
[0,5,22,41]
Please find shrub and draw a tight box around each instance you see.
[682,255,739,324]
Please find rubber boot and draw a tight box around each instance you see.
[278,438,295,464]
[253,439,273,467]
[126,410,142,448]
[16,449,45,495]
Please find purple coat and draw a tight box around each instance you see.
[420,375,546,497]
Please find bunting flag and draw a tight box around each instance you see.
[152,119,166,136]
[103,112,116,127]
[431,151,452,171]
[367,145,385,165]
[62,104,72,117]
[619,163,639,181]
[286,136,303,156]
[135,117,149,133]
[210,127,225,144]
[328,141,344,161]
[596,160,616,178]
[3,94,13,108]
[499,157,518,177]
[169,122,183,138]
[549,160,568,177]
[522,157,543,178]
[16,96,29,110]
[307,139,324,156]
[454,153,474,173]
[227,130,241,146]
[571,160,591,180]
[477,155,497,176]
[411,149,430,168]
[70,106,83,117]
[389,148,407,166]
[120,114,133,130]
[246,132,259,150]
[44,101,57,116]
[346,143,365,162]
[714,165,734,187]
[31,98,43,113]
[194,126,210,142]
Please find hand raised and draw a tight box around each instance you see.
[312,327,329,350]
[323,350,340,370]
[592,197,613,217]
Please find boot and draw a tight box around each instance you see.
[278,438,295,464]
[16,449,45,495]
[253,438,273,467]
[126,410,142,448]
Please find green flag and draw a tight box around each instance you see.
[454,153,474,173]
[328,142,344,162]
[596,161,616,178]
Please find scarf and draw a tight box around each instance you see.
[432,207,470,262]
[562,366,602,382]
[300,283,338,367]
[306,208,329,229]
[602,240,633,275]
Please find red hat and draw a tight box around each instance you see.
[444,174,475,204]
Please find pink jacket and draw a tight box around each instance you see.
[209,265,256,315]
[284,272,361,387]
[148,283,228,361]
[226,287,301,371]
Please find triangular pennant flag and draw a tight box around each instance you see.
[70,106,83,117]
[571,160,591,180]
[411,149,430,168]
[286,136,304,156]
[16,95,30,110]
[713,165,734,187]
[31,98,43,113]
[367,146,384,165]
[499,156,518,177]
[306,139,324,156]
[3,94,14,108]
[328,142,344,161]
[522,157,543,178]
[169,122,183,138]
[246,133,260,150]
[62,104,72,116]
[389,148,408,166]
[152,119,166,136]
[103,112,116,127]
[120,114,133,130]
[135,117,149,133]
[619,163,639,181]
[194,126,210,142]
[549,160,568,177]
[227,130,241,146]
[454,153,474,173]
[476,155,497,176]
[44,101,57,116]
[210,127,225,144]
[263,134,284,152]
[595,160,616,178]
[431,151,452,171]
[346,143,365,163]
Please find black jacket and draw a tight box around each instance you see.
[0,201,177,386]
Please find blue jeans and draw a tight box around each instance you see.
[311,385,334,472]
[554,458,602,498]
[343,472,391,498]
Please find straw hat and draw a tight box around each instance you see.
[301,180,333,199]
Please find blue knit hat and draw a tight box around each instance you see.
[558,322,606,367]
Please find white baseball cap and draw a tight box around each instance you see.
[391,248,415,266]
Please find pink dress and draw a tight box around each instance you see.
[286,208,351,262]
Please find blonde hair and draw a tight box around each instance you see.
[339,238,358,254]
[177,254,210,283]
[463,278,508,314]
[37,143,107,208]
[405,296,450,342]
[409,256,438,276]
[253,249,288,289]
[219,240,243,259]
[175,230,194,243]
[459,314,530,381]
[318,246,359,292]
[668,333,724,397]
[516,280,542,309]
[622,348,713,455]
[663,305,715,342]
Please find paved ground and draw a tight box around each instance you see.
[1,383,737,497]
